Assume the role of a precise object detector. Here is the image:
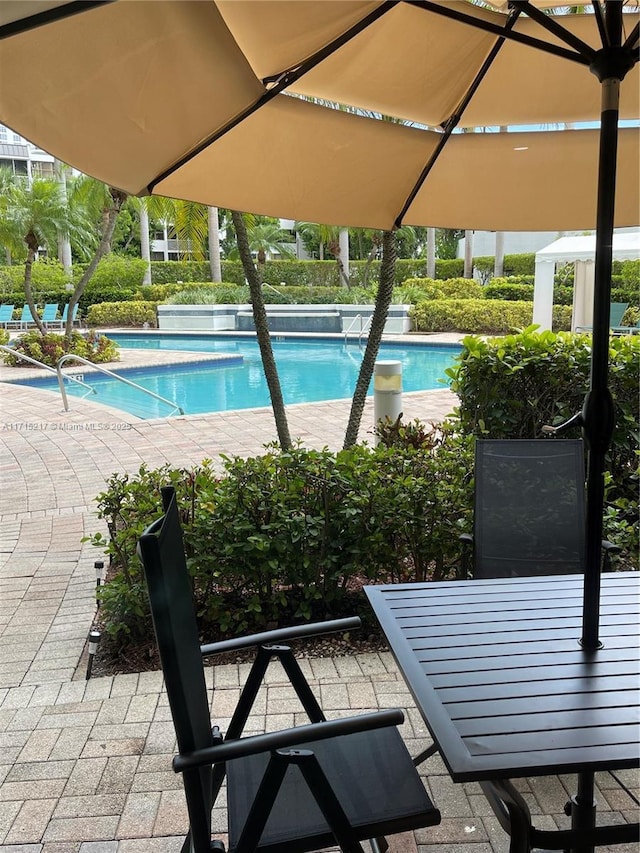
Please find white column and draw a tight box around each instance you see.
[532,258,555,331]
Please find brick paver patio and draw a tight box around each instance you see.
[0,337,637,852]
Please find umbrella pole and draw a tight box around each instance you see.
[580,0,632,653]
[580,77,619,653]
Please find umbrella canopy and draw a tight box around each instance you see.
[0,1,638,231]
[0,1,638,654]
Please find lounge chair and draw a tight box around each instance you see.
[42,303,61,329]
[575,301,628,333]
[0,304,15,329]
[17,304,35,329]
[612,318,640,334]
[137,486,441,853]
[60,303,80,327]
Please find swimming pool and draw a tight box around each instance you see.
[10,334,460,420]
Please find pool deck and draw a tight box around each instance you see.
[0,332,637,852]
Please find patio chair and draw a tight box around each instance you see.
[575,301,628,333]
[42,303,61,329]
[0,304,15,329]
[459,438,619,580]
[137,486,441,853]
[60,303,80,327]
[16,304,35,329]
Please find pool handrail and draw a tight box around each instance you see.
[0,344,97,400]
[56,354,185,416]
[344,314,372,348]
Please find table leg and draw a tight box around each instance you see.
[568,771,596,853]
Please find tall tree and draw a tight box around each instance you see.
[343,230,397,449]
[64,177,127,338]
[231,210,292,449]
[0,176,90,335]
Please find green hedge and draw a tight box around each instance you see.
[482,281,534,301]
[411,299,572,333]
[448,327,639,493]
[90,435,474,643]
[85,301,158,327]
[163,284,376,305]
[399,277,483,301]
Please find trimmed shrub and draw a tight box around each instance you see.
[400,277,483,301]
[85,301,158,327]
[411,299,572,333]
[2,330,119,367]
[447,328,639,505]
[483,281,534,301]
[503,253,535,276]
[0,329,9,346]
[89,433,474,643]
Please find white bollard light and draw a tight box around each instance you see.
[374,360,402,443]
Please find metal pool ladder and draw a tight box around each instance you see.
[343,314,372,349]
[0,344,97,399]
[56,354,184,416]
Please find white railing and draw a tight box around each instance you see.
[56,354,184,416]
[343,314,372,348]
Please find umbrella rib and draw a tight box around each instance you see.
[509,1,598,59]
[148,0,399,194]
[623,21,639,52]
[592,1,610,48]
[0,0,112,41]
[405,0,591,65]
[393,7,522,229]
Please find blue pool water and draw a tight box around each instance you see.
[11,334,460,420]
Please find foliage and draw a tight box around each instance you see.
[89,434,474,644]
[483,280,534,301]
[620,306,639,326]
[503,253,536,276]
[166,285,249,304]
[0,259,70,297]
[399,277,483,302]
[162,284,377,305]
[2,330,119,367]
[620,259,640,288]
[411,299,572,333]
[85,301,158,327]
[447,328,639,507]
[0,328,9,346]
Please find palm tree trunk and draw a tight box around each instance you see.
[55,159,73,277]
[231,210,292,450]
[64,188,127,339]
[464,230,474,278]
[208,206,222,282]
[494,230,505,278]
[139,203,151,285]
[23,236,46,335]
[426,227,436,278]
[343,230,397,449]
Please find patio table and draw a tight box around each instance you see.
[365,572,639,853]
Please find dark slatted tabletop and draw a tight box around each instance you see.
[365,572,640,782]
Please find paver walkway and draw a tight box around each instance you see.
[0,339,637,852]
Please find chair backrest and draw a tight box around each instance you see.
[473,439,586,579]
[42,303,59,321]
[0,304,14,321]
[609,302,629,327]
[20,305,34,323]
[137,487,213,846]
[61,303,79,322]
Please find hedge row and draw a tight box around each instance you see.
[411,299,573,333]
[85,301,158,327]
[449,328,639,508]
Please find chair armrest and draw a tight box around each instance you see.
[200,616,361,657]
[602,539,621,554]
[173,708,403,772]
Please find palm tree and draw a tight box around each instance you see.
[227,219,294,278]
[295,221,350,287]
[231,210,292,449]
[343,230,397,449]
[0,176,87,334]
[64,176,127,338]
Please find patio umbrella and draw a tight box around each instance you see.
[0,1,638,651]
